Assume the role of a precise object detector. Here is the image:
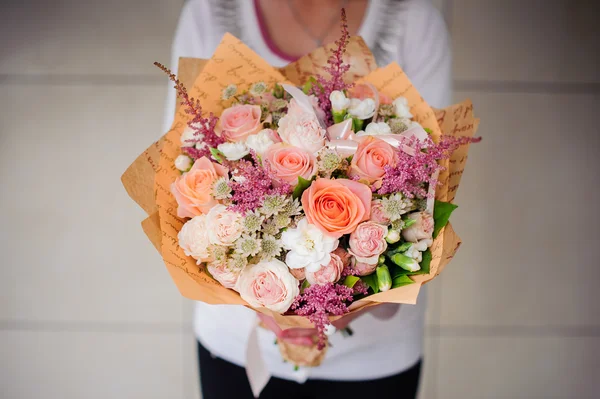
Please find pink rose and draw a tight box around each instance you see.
[332,247,352,268]
[348,221,388,265]
[350,260,378,276]
[265,143,316,186]
[207,260,242,290]
[218,104,263,142]
[349,136,397,185]
[289,267,306,281]
[171,157,228,218]
[237,259,300,313]
[402,211,434,243]
[370,199,391,225]
[278,100,326,153]
[305,253,344,286]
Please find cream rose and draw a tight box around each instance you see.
[305,253,344,286]
[402,211,434,243]
[278,100,326,154]
[206,204,243,246]
[237,259,300,313]
[348,221,388,265]
[178,215,212,264]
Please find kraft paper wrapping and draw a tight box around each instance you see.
[121,33,479,330]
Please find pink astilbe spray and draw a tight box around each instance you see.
[227,151,292,214]
[291,283,354,350]
[154,62,224,159]
[312,9,353,125]
[378,135,481,198]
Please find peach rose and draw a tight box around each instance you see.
[289,267,306,281]
[171,157,228,218]
[370,199,391,225]
[349,83,392,104]
[237,259,300,313]
[278,100,326,153]
[348,221,388,265]
[332,247,353,268]
[305,253,344,286]
[301,178,372,238]
[349,136,397,185]
[402,211,434,243]
[218,104,262,142]
[265,143,316,186]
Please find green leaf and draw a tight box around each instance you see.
[360,273,379,294]
[392,274,415,288]
[343,275,360,289]
[302,77,317,94]
[292,176,316,199]
[433,200,458,238]
[403,218,417,228]
[301,279,311,290]
[412,249,432,275]
[209,147,224,163]
[424,128,433,134]
[345,155,353,163]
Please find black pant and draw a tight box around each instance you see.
[198,341,422,399]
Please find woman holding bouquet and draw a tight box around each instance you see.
[163,0,452,397]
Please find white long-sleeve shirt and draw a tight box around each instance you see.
[163,0,452,382]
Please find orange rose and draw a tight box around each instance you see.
[349,136,397,185]
[171,157,228,218]
[301,178,372,238]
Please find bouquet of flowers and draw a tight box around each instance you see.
[123,10,479,369]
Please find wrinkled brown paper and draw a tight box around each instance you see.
[121,33,479,329]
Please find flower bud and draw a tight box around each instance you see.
[330,90,351,112]
[390,253,421,272]
[174,154,192,172]
[376,265,392,292]
[348,98,376,120]
[385,229,401,244]
[378,255,386,265]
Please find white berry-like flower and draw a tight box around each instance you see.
[281,218,339,272]
[329,90,351,112]
[217,141,249,161]
[392,96,413,119]
[348,98,376,120]
[356,121,392,136]
[245,129,276,156]
[174,154,192,172]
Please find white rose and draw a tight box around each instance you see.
[356,122,392,136]
[245,129,276,155]
[237,259,300,313]
[206,204,243,246]
[281,218,339,272]
[217,141,249,161]
[174,154,192,171]
[392,97,413,119]
[402,211,434,243]
[329,90,351,112]
[181,126,203,147]
[178,215,212,264]
[348,98,376,120]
